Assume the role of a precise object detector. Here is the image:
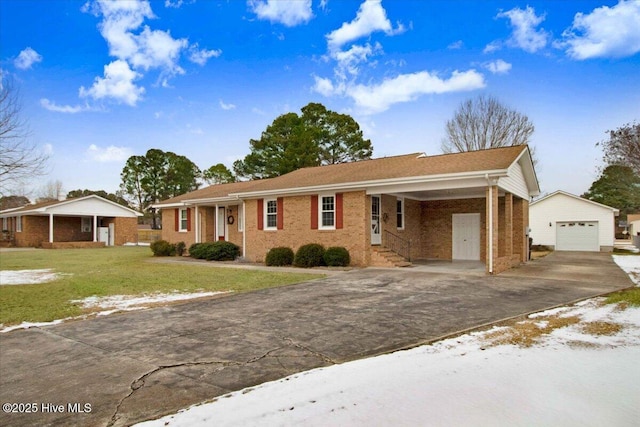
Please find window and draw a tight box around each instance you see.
[2,217,7,231]
[320,195,335,229]
[179,208,188,232]
[396,198,404,229]
[16,216,22,232]
[81,217,92,233]
[238,204,244,232]
[265,199,277,230]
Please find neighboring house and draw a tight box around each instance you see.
[628,214,640,237]
[0,195,142,248]
[529,191,619,252]
[154,145,539,274]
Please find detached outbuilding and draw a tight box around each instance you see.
[529,191,619,252]
[0,195,142,248]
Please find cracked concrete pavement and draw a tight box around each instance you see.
[0,252,633,426]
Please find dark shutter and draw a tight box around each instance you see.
[310,195,318,230]
[277,197,284,230]
[257,199,264,230]
[186,208,191,232]
[174,208,179,231]
[336,193,343,229]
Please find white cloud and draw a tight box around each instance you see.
[252,107,266,115]
[86,144,133,162]
[248,0,313,27]
[326,0,404,51]
[219,99,236,110]
[40,98,87,114]
[189,43,222,65]
[14,47,42,70]
[483,40,502,54]
[79,60,145,106]
[128,26,188,73]
[312,75,338,97]
[43,144,54,155]
[447,40,463,50]
[496,6,549,53]
[164,0,184,8]
[483,59,512,74]
[342,69,486,114]
[333,42,382,78]
[559,0,640,60]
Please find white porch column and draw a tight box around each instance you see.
[195,205,200,243]
[215,204,219,241]
[242,200,246,258]
[49,213,54,243]
[93,215,98,242]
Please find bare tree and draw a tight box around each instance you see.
[442,95,535,153]
[0,76,49,196]
[598,121,640,175]
[37,179,64,202]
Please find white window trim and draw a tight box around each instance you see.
[319,193,336,230]
[179,208,188,232]
[264,198,278,231]
[16,216,22,232]
[396,197,405,230]
[2,217,7,231]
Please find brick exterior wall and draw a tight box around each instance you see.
[158,190,530,273]
[244,191,369,265]
[421,198,487,261]
[13,215,139,248]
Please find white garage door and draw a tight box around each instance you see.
[556,221,599,251]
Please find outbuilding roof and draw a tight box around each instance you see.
[531,190,620,214]
[0,195,142,217]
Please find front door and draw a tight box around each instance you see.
[371,195,381,245]
[452,213,480,260]
[217,207,227,241]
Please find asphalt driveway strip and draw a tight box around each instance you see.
[0,252,633,427]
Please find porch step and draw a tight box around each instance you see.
[372,247,412,268]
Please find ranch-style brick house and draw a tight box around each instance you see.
[0,195,142,248]
[154,145,539,274]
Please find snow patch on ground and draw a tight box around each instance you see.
[613,254,640,285]
[136,263,640,427]
[0,269,64,285]
[1,291,228,333]
[71,291,224,310]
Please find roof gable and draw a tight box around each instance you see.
[531,190,619,214]
[0,195,142,217]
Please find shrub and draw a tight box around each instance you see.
[189,241,240,261]
[265,247,294,266]
[323,246,350,267]
[150,240,176,257]
[294,243,325,268]
[175,241,186,256]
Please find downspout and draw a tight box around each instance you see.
[486,174,493,274]
[215,204,219,241]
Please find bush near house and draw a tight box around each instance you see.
[189,242,240,261]
[294,243,325,268]
[265,247,295,266]
[323,246,350,267]
[150,240,176,256]
[175,241,186,256]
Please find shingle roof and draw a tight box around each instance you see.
[156,145,529,205]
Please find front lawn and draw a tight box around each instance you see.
[0,247,322,326]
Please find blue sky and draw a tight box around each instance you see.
[1,0,639,199]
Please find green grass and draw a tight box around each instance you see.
[0,247,323,326]
[606,287,640,307]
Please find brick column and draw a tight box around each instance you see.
[485,185,499,274]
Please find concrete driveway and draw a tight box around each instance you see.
[0,252,632,427]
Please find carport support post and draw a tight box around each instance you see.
[194,205,200,244]
[48,213,54,243]
[93,215,98,242]
[486,183,499,274]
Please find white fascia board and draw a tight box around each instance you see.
[230,169,509,199]
[182,196,241,205]
[151,202,187,209]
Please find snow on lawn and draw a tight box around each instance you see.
[613,254,640,285]
[137,259,640,427]
[0,269,63,285]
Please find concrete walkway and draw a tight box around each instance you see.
[0,252,633,427]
